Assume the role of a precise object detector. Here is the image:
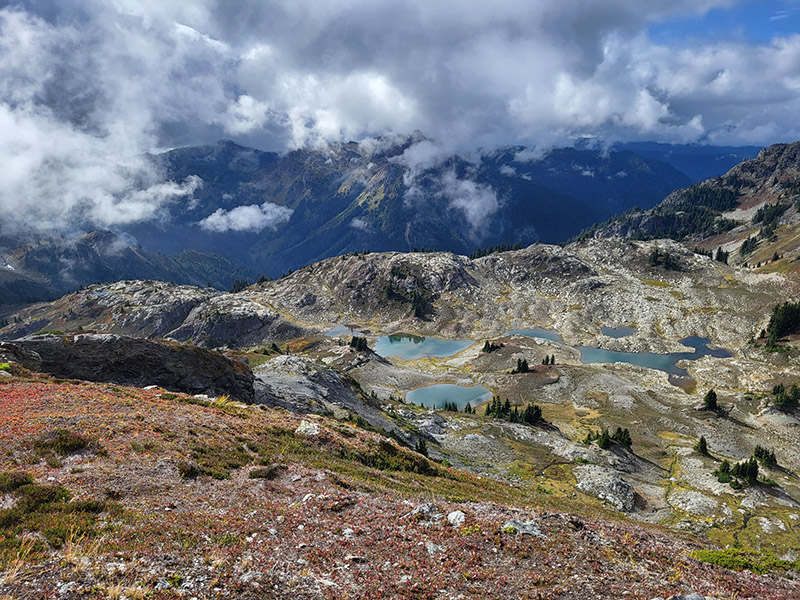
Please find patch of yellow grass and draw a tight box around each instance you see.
[0,538,34,585]
[641,279,671,288]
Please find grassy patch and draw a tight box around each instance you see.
[641,279,671,288]
[130,439,159,453]
[33,429,92,456]
[248,464,287,480]
[0,471,33,493]
[190,441,252,480]
[690,548,800,575]
[0,474,107,564]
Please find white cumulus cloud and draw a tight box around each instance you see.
[198,201,293,233]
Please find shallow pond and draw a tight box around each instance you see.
[600,326,637,339]
[324,324,363,337]
[373,334,474,360]
[406,383,492,410]
[578,336,731,378]
[504,327,564,344]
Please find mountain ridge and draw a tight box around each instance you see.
[584,140,800,278]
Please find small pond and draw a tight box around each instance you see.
[504,327,564,344]
[406,383,492,410]
[578,336,731,378]
[373,334,474,360]
[325,324,363,337]
[600,326,637,339]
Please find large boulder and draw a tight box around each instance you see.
[574,464,636,512]
[14,334,254,402]
[0,342,42,371]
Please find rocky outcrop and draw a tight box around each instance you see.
[14,334,254,402]
[0,280,306,349]
[254,355,409,442]
[574,464,636,512]
[168,295,306,347]
[0,342,42,371]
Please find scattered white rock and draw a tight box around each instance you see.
[503,519,544,537]
[295,420,320,436]
[447,510,466,527]
[408,503,442,520]
[426,541,444,555]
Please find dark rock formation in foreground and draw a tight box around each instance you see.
[13,334,254,402]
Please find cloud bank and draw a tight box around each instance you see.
[3,0,800,232]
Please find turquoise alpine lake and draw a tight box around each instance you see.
[600,326,637,338]
[504,327,564,344]
[373,334,474,360]
[406,384,492,410]
[578,336,731,377]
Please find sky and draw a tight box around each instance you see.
[1,0,800,232]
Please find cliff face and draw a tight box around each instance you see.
[12,333,255,402]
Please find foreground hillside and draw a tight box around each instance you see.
[1,370,799,599]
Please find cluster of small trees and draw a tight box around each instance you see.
[715,458,759,488]
[541,354,556,365]
[384,280,434,320]
[708,442,777,488]
[229,279,250,293]
[349,336,369,351]
[469,242,523,260]
[740,236,758,256]
[753,202,789,228]
[772,383,800,409]
[754,445,777,467]
[511,358,530,374]
[582,427,632,449]
[766,301,800,346]
[482,341,504,353]
[439,401,465,413]
[714,247,730,264]
[484,396,542,425]
[647,248,680,270]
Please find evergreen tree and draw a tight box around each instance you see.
[349,336,369,351]
[230,279,251,293]
[415,438,428,457]
[703,388,718,411]
[754,445,777,467]
[610,427,632,448]
[597,429,612,450]
[512,358,530,373]
[695,435,708,455]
